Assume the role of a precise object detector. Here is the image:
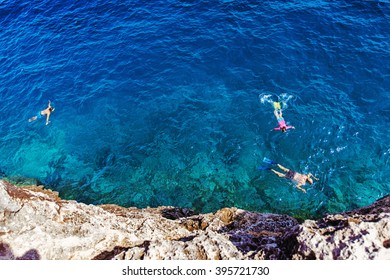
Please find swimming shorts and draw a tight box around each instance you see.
[37,111,43,119]
[285,170,296,180]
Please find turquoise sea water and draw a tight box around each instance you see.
[0,0,389,219]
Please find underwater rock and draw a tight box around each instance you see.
[0,180,389,260]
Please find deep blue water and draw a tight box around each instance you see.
[0,0,389,219]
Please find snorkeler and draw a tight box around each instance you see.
[258,158,319,193]
[272,102,294,132]
[28,100,55,125]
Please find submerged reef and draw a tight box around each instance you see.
[0,180,389,260]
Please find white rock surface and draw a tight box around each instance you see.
[0,180,389,260]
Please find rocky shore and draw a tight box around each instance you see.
[0,180,389,260]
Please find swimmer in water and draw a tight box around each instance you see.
[269,163,318,193]
[28,100,55,125]
[272,102,294,133]
[258,158,319,193]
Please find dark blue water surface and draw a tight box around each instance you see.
[1,0,389,218]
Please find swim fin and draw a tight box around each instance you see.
[257,166,271,170]
[273,102,281,110]
[263,157,278,165]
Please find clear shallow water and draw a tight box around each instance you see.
[0,0,389,219]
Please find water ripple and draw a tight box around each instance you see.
[0,0,389,218]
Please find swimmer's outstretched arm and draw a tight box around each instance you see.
[308,173,319,180]
[296,184,306,193]
[46,114,50,125]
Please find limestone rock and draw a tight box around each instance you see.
[0,180,389,260]
[293,195,390,260]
